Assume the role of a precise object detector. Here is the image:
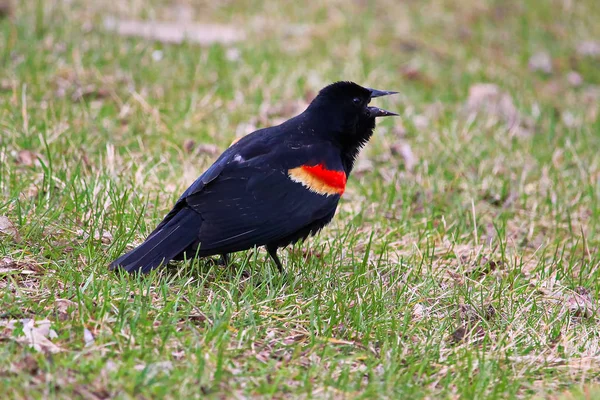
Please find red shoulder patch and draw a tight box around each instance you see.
[288,163,346,196]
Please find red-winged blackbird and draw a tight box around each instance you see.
[111,81,397,274]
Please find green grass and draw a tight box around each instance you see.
[1,0,600,398]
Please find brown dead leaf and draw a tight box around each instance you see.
[301,248,322,260]
[53,69,132,102]
[565,287,596,319]
[15,150,39,167]
[183,139,196,153]
[400,64,423,81]
[412,303,427,321]
[281,333,307,345]
[288,248,322,260]
[0,319,61,354]
[465,83,521,128]
[103,18,245,45]
[577,41,600,57]
[458,304,480,324]
[1,79,14,91]
[528,52,553,74]
[412,115,429,130]
[102,231,113,244]
[465,256,502,278]
[0,256,40,275]
[583,86,600,104]
[449,326,468,343]
[508,355,600,371]
[260,100,306,125]
[484,304,496,320]
[0,0,13,19]
[234,122,257,141]
[225,47,241,61]
[133,361,173,380]
[102,360,118,375]
[392,122,407,138]
[0,216,20,242]
[0,257,18,274]
[79,148,92,169]
[76,229,113,244]
[20,183,40,200]
[9,354,39,375]
[400,64,434,86]
[71,86,111,102]
[390,141,417,172]
[459,301,497,322]
[561,111,581,128]
[353,153,374,176]
[195,143,220,156]
[182,140,220,156]
[449,324,485,345]
[73,385,111,400]
[84,328,95,347]
[566,71,583,87]
[304,89,317,103]
[55,299,78,321]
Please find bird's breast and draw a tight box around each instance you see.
[288,163,346,196]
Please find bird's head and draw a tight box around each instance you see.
[306,81,398,162]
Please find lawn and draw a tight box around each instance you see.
[1,0,600,398]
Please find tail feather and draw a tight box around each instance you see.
[111,207,202,274]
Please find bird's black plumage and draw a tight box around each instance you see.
[111,81,397,274]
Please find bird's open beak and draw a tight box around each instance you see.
[368,88,398,98]
[367,88,398,117]
[368,106,398,117]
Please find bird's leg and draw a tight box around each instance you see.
[266,245,284,273]
[219,253,230,267]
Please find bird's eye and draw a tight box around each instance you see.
[352,97,361,106]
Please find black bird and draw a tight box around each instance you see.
[111,81,397,274]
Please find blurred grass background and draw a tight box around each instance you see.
[1,0,600,398]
